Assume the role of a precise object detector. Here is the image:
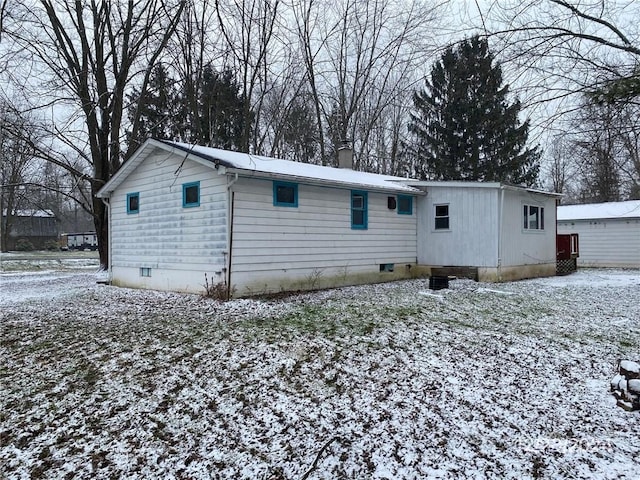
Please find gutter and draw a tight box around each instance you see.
[497,186,505,280]
[223,167,424,196]
[226,173,239,300]
[100,197,112,283]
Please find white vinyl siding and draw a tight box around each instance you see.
[230,177,417,292]
[109,151,228,292]
[557,218,640,268]
[418,187,499,267]
[500,191,557,267]
[417,185,556,270]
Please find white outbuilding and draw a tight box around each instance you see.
[557,200,640,268]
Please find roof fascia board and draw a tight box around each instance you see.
[501,184,563,198]
[404,181,502,189]
[97,139,219,198]
[225,167,425,195]
[405,180,562,198]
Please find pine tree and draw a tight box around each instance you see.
[126,64,183,154]
[126,64,250,155]
[198,66,249,151]
[408,35,540,186]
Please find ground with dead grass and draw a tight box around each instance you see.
[1,256,639,479]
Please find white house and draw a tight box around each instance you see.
[408,181,561,282]
[96,140,423,296]
[97,140,561,296]
[557,200,640,268]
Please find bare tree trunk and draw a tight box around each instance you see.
[5,1,185,268]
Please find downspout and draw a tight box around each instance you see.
[100,197,112,283]
[226,173,239,299]
[497,186,505,281]
[555,197,559,271]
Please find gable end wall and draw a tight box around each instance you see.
[108,152,228,293]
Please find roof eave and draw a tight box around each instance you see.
[225,167,424,195]
[96,139,221,198]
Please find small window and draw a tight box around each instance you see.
[570,235,578,255]
[273,181,298,207]
[140,267,151,277]
[523,205,544,230]
[183,182,200,208]
[127,192,139,214]
[397,195,413,215]
[435,204,449,230]
[351,191,368,229]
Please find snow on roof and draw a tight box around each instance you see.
[557,200,640,221]
[165,141,421,194]
[402,180,561,197]
[2,209,55,218]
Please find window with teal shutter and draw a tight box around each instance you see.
[397,195,413,215]
[351,191,368,229]
[273,181,298,207]
[183,182,200,208]
[127,192,139,214]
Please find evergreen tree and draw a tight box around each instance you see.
[408,35,540,186]
[126,64,183,154]
[198,66,249,151]
[127,64,250,154]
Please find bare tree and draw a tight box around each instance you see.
[486,0,640,108]
[571,100,624,202]
[3,0,185,267]
[0,104,38,251]
[541,135,578,202]
[214,0,281,153]
[293,0,442,168]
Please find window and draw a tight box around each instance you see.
[570,234,578,255]
[183,182,200,208]
[523,205,545,230]
[435,204,449,230]
[351,191,368,229]
[397,195,413,215]
[273,181,298,207]
[127,192,140,214]
[140,267,151,277]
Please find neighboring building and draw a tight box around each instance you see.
[409,181,561,282]
[97,139,561,296]
[97,140,423,296]
[557,200,640,268]
[60,232,99,251]
[1,209,59,250]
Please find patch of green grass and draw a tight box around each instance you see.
[232,302,428,343]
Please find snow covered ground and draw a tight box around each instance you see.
[1,259,639,479]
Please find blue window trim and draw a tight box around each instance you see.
[273,181,299,207]
[182,181,200,208]
[397,195,413,215]
[126,192,139,214]
[351,190,368,230]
